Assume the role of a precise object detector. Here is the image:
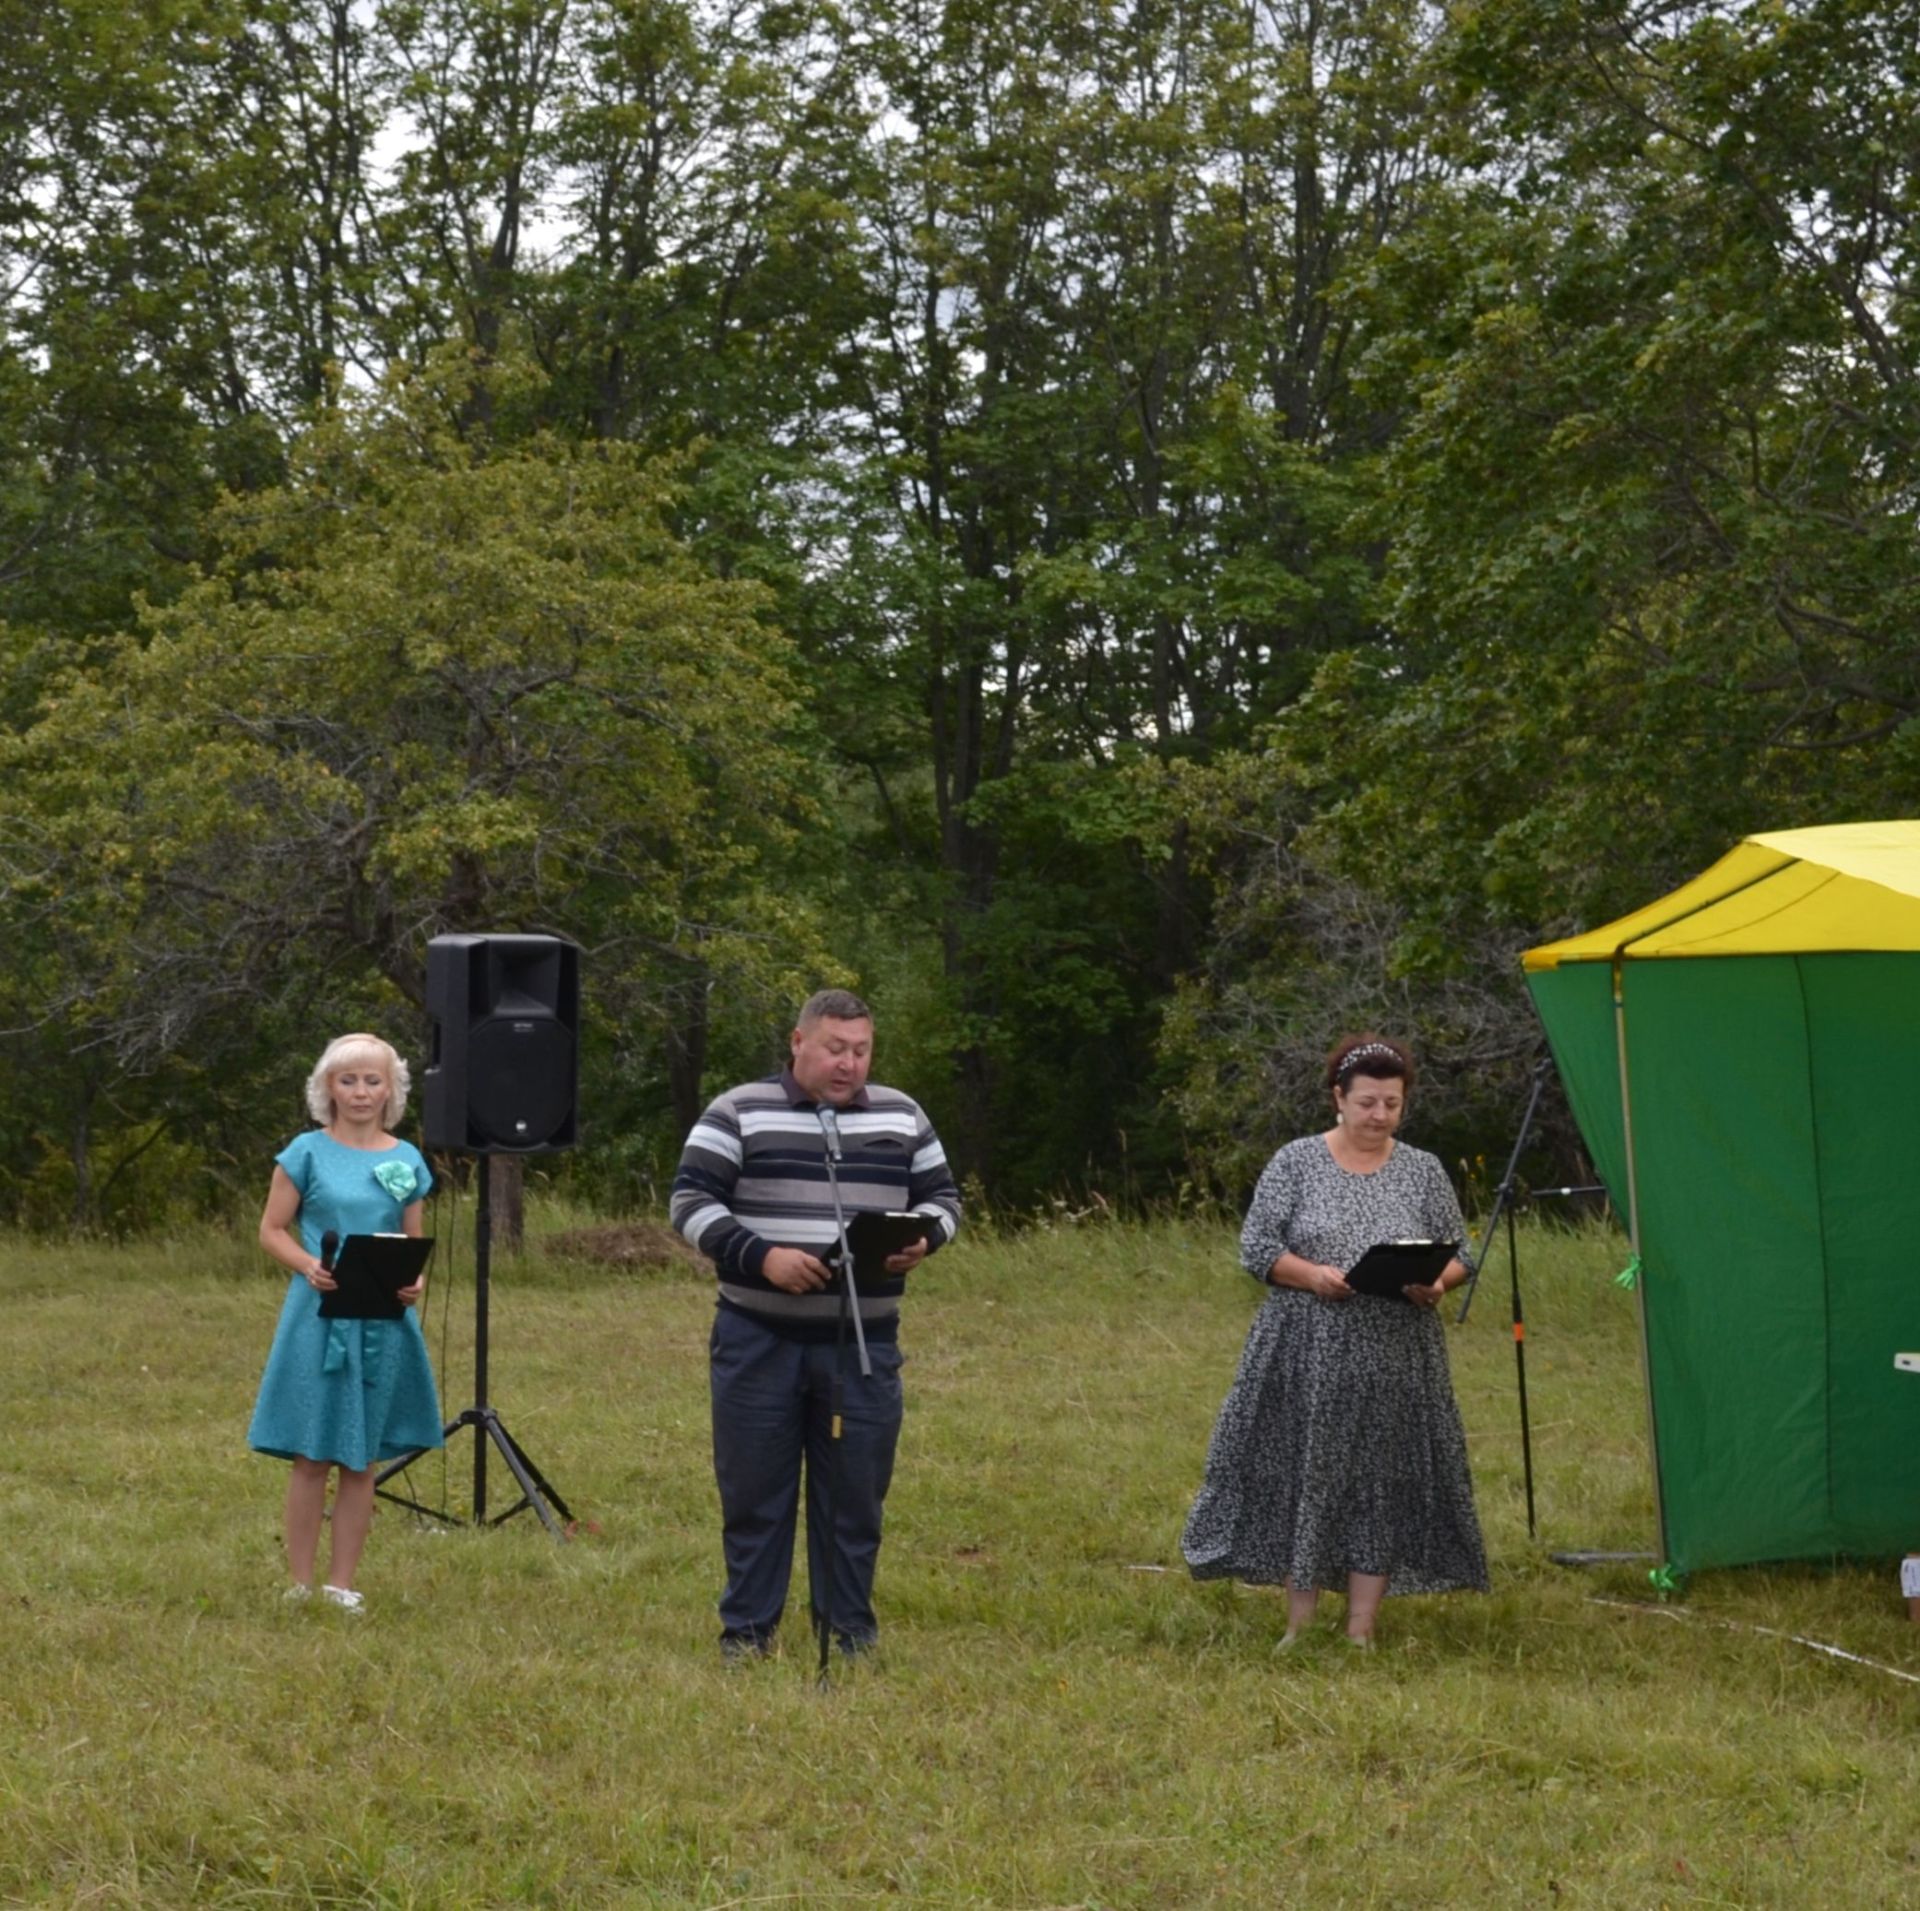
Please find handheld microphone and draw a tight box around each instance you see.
[816,1106,843,1161]
[320,1229,339,1270]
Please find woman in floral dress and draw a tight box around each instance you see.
[1183,1034,1488,1645]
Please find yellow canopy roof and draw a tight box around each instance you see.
[1522,821,1920,970]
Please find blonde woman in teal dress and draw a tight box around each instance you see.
[250,1033,443,1611]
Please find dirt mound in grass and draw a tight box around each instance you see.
[547,1222,706,1275]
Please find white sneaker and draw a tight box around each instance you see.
[320,1585,365,1613]
[282,1584,312,1605]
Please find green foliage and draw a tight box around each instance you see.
[748,0,1457,1188]
[1354,0,1920,896]
[0,360,834,1211]
[11,1119,215,1235]
[11,0,1920,1215]
[1155,0,1920,1175]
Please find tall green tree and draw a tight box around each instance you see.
[1343,0,1920,931]
[1,362,834,1205]
[1160,0,1920,1178]
[784,0,1453,1191]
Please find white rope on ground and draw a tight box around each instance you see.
[1590,1596,1920,1686]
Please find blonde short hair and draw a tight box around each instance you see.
[305,1032,411,1127]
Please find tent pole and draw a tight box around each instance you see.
[1614,957,1671,1567]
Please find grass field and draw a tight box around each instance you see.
[5,1210,1920,1907]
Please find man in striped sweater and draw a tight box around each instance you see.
[671,988,963,1662]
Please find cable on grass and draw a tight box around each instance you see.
[1590,1596,1920,1686]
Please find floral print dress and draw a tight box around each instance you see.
[1183,1135,1489,1596]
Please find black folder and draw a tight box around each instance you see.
[1344,1240,1458,1303]
[841,1210,936,1284]
[317,1233,434,1320]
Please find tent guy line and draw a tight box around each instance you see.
[1590,1598,1920,1687]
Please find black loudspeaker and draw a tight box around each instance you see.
[423,934,581,1153]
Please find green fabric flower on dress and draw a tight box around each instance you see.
[373,1160,419,1201]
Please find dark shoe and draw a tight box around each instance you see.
[720,1631,775,1666]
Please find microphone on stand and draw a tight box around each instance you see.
[814,1101,866,1363]
[811,1093,867,1676]
[816,1106,847,1277]
[816,1105,843,1161]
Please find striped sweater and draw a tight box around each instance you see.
[670,1069,963,1341]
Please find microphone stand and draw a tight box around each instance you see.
[1456,1056,1549,1326]
[1453,1058,1550,1537]
[816,1107,869,1681]
[1456,1054,1608,1545]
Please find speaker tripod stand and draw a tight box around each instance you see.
[377,1155,573,1537]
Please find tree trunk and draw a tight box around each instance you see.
[664,968,710,1140]
[488,1152,525,1254]
[70,1096,94,1231]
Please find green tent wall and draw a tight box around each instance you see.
[1525,827,1920,1574]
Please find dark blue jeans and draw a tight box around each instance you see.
[709,1305,904,1649]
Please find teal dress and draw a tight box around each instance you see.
[247,1130,445,1469]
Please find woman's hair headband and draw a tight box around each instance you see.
[1336,1040,1405,1083]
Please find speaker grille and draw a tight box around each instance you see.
[466,1016,575,1149]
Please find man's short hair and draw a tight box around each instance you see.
[798,988,872,1028]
